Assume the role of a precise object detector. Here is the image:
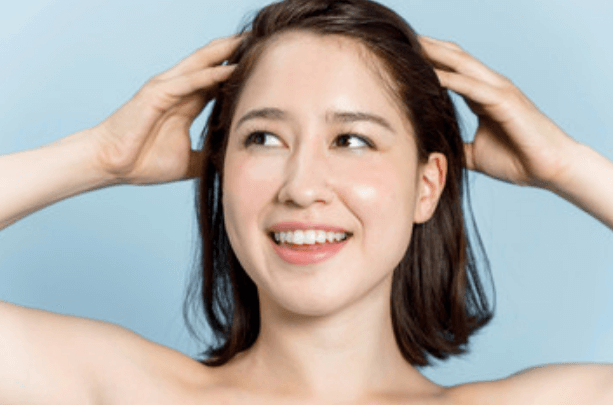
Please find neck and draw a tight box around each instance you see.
[226,273,441,401]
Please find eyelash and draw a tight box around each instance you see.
[243,131,375,149]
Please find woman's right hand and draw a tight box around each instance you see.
[93,35,242,185]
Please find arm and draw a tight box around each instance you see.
[450,363,613,405]
[0,35,242,404]
[503,364,613,405]
[419,36,613,232]
[0,130,114,231]
[419,36,613,405]
[545,142,613,231]
[0,301,210,405]
[0,301,109,404]
[0,36,241,232]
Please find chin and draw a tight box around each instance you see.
[263,277,383,319]
[255,280,347,317]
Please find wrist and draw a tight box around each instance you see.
[59,128,123,187]
[53,128,122,189]
[542,140,613,230]
[535,136,582,193]
[0,128,122,230]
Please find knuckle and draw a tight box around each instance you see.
[499,88,521,108]
[501,80,521,100]
[500,76,515,89]
[139,78,167,100]
[137,81,153,98]
[178,75,196,93]
[207,37,224,47]
[452,51,469,69]
[448,41,463,51]
[139,82,157,99]
[145,75,163,88]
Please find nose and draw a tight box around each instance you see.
[277,143,334,208]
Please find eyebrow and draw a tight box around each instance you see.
[330,111,395,133]
[234,107,395,134]
[235,108,287,129]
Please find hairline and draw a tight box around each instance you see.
[228,28,417,145]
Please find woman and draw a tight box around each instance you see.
[1,0,612,403]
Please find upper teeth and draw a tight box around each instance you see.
[274,230,348,245]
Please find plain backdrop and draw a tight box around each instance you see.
[1,0,611,386]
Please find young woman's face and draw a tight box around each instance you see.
[222,31,429,316]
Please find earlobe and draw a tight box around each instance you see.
[413,153,448,224]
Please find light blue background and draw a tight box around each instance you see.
[1,0,611,386]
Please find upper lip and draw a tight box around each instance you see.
[268,221,353,235]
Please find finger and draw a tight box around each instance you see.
[159,35,243,79]
[434,68,502,108]
[419,35,462,52]
[164,64,237,99]
[420,36,508,88]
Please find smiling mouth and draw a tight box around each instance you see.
[267,232,352,246]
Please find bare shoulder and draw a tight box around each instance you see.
[447,363,613,405]
[0,301,216,405]
[83,317,217,404]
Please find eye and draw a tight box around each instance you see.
[243,131,283,148]
[334,133,375,149]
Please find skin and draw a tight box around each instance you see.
[220,31,447,402]
[1,25,613,405]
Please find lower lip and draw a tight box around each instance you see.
[269,236,350,265]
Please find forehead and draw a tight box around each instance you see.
[262,30,389,77]
[231,30,409,130]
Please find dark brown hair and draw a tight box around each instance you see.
[184,0,494,367]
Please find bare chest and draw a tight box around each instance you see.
[109,383,456,405]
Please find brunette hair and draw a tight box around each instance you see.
[184,0,494,367]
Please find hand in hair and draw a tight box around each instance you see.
[419,35,577,189]
[420,36,613,230]
[93,35,241,185]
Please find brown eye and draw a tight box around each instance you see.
[244,131,282,147]
[335,134,374,149]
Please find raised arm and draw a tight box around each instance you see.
[419,36,613,231]
[0,35,241,231]
[0,35,242,405]
[0,129,112,230]
[544,142,613,231]
[418,35,613,404]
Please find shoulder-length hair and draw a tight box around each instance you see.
[184,0,494,367]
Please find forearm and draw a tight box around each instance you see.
[0,130,116,231]
[545,142,613,231]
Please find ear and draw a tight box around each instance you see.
[413,152,448,224]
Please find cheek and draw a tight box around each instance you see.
[222,154,279,252]
[225,158,274,210]
[337,158,416,253]
[224,153,283,206]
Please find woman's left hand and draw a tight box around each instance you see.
[419,36,578,189]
